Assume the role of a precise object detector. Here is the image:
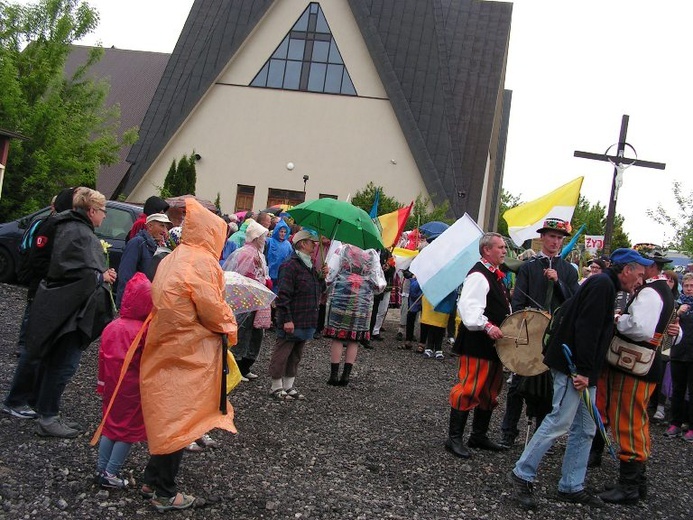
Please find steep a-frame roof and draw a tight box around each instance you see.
[120,0,512,220]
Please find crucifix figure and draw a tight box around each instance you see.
[574,114,666,254]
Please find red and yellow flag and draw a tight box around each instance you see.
[378,202,413,248]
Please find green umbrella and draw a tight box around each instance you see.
[288,198,385,250]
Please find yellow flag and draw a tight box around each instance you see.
[503,177,583,246]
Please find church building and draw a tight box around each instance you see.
[117,0,513,229]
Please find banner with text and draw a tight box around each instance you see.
[585,235,605,254]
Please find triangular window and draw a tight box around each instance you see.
[250,2,356,96]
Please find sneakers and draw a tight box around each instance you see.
[684,430,693,443]
[423,349,433,358]
[557,489,604,508]
[245,371,259,380]
[98,471,129,489]
[240,375,250,382]
[664,425,682,438]
[447,337,455,345]
[434,350,444,360]
[507,471,536,510]
[36,416,79,438]
[198,433,218,448]
[2,404,38,419]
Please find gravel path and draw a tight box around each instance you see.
[1,281,692,519]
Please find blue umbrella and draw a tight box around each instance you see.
[562,344,618,460]
[420,221,449,241]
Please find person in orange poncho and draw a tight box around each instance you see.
[139,198,238,512]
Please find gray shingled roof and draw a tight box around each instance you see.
[64,45,170,198]
[121,0,512,220]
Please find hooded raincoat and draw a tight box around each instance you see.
[98,272,152,443]
[265,219,293,285]
[139,199,238,455]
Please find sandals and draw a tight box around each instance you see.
[269,389,294,401]
[140,484,155,499]
[285,388,305,400]
[151,492,196,512]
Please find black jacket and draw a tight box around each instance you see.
[542,269,621,385]
[25,210,114,358]
[512,255,579,314]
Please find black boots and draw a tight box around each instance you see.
[327,363,353,386]
[327,363,340,385]
[600,460,643,504]
[445,408,470,459]
[467,409,506,451]
[339,363,353,386]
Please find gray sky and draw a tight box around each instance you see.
[18,0,690,245]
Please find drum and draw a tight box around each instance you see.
[496,309,550,376]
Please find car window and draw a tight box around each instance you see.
[19,208,52,230]
[96,207,135,241]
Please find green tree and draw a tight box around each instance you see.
[160,152,197,197]
[184,152,196,195]
[0,0,134,220]
[351,182,401,216]
[160,158,177,198]
[647,181,693,254]
[496,189,522,236]
[351,182,452,234]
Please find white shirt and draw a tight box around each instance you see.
[458,266,511,331]
[617,286,663,342]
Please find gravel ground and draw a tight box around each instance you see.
[1,281,692,519]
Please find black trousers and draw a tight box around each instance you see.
[143,449,185,498]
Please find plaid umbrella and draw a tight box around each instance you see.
[562,344,618,460]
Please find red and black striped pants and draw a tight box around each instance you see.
[449,355,504,412]
[596,365,655,463]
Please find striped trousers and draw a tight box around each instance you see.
[597,365,655,463]
[449,355,504,412]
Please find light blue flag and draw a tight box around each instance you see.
[409,214,483,307]
[369,189,380,219]
[561,223,587,260]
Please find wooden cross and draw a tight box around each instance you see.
[574,114,666,254]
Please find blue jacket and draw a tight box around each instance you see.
[265,220,293,282]
[116,229,156,307]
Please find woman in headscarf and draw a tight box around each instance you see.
[139,198,237,512]
[324,244,386,386]
[224,220,271,380]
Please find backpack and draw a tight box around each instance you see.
[16,217,46,284]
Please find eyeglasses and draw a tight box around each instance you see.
[94,207,107,215]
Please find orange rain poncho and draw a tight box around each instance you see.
[140,198,238,454]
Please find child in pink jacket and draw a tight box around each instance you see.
[96,272,152,488]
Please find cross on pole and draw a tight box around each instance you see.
[574,114,666,254]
